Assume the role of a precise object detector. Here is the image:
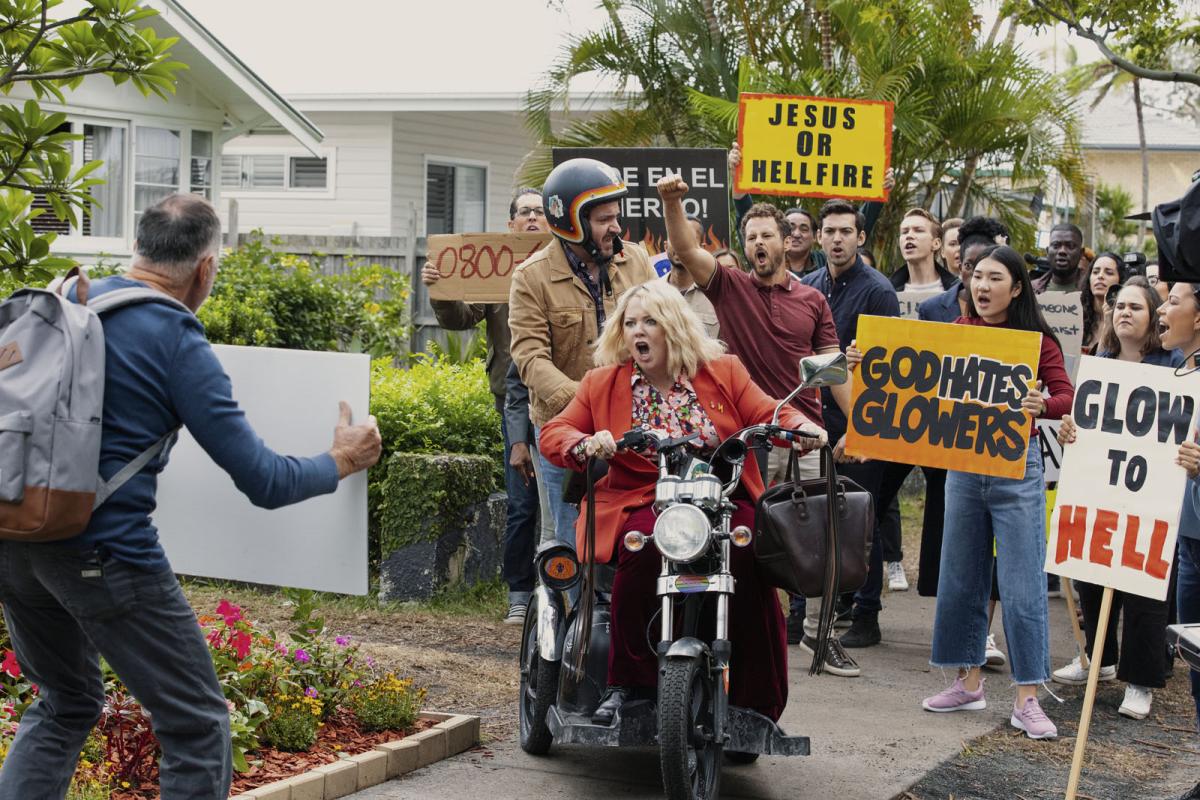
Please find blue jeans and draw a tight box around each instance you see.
[932,444,1051,684]
[1178,536,1200,730]
[533,425,580,553]
[501,413,539,602]
[0,542,231,799]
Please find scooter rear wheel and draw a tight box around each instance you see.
[519,601,558,755]
[658,656,722,800]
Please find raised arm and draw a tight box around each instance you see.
[657,173,717,289]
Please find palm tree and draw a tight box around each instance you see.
[522,0,1086,268]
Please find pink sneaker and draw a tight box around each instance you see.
[1010,696,1057,739]
[922,676,986,712]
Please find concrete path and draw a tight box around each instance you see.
[349,587,1079,800]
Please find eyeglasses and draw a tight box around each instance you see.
[515,207,546,219]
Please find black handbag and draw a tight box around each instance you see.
[754,446,875,600]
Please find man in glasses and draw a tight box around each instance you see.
[421,186,548,626]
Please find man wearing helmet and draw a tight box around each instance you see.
[510,158,657,552]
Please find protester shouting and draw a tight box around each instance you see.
[888,208,955,293]
[663,215,719,339]
[849,244,1072,738]
[0,195,382,799]
[1052,278,1181,720]
[1158,282,1200,732]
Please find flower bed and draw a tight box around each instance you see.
[0,590,430,799]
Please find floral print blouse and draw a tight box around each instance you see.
[571,366,721,462]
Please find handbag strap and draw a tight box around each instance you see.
[809,444,843,676]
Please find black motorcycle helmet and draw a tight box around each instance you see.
[543,158,629,267]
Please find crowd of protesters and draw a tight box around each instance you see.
[421,152,1200,744]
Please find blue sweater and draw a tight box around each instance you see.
[68,277,340,570]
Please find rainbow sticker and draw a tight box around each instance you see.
[675,575,711,593]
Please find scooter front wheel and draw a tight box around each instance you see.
[519,603,559,755]
[658,656,722,800]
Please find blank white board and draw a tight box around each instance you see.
[155,344,370,595]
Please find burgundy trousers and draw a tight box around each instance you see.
[607,502,789,721]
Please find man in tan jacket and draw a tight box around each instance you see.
[509,158,656,552]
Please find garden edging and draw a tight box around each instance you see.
[231,711,480,800]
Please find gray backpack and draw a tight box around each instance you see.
[0,279,188,541]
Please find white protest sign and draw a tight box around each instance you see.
[895,290,941,321]
[1036,419,1063,485]
[1037,291,1084,361]
[155,345,370,595]
[1046,356,1200,600]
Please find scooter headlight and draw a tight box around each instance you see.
[653,504,712,563]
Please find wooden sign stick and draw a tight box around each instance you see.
[1064,585,1114,800]
[1061,578,1090,670]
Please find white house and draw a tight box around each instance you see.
[19,0,323,261]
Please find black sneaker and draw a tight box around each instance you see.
[840,614,881,648]
[798,635,861,677]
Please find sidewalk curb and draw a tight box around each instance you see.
[231,711,480,800]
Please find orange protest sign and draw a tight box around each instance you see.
[845,316,1042,478]
[735,93,893,202]
[426,232,550,304]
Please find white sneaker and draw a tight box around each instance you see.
[1051,656,1116,686]
[1118,684,1153,719]
[886,561,909,591]
[984,634,1007,668]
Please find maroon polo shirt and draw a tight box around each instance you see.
[702,265,839,423]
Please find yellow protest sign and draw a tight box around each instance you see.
[735,93,893,201]
[426,232,551,304]
[845,316,1042,479]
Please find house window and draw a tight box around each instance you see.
[220,154,327,190]
[425,161,486,235]
[30,121,126,239]
[134,126,181,225]
[190,130,213,199]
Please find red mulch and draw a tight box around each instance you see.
[110,712,435,798]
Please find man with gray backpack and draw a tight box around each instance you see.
[0,193,382,799]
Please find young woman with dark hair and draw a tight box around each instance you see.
[922,244,1074,738]
[1052,278,1181,719]
[1081,252,1127,353]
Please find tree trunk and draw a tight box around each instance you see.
[947,155,978,218]
[819,11,833,71]
[1133,78,1150,248]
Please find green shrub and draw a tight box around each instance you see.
[260,691,321,752]
[347,673,426,732]
[376,452,496,557]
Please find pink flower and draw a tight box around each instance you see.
[305,686,319,699]
[294,649,311,664]
[215,599,243,626]
[275,642,289,656]
[1,651,20,679]
[335,636,350,647]
[232,631,252,661]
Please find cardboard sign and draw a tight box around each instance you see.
[896,290,942,321]
[551,147,730,255]
[1046,356,1200,601]
[1037,418,1064,485]
[156,345,371,595]
[1037,291,1085,360]
[846,316,1042,478]
[735,93,893,201]
[426,232,550,304]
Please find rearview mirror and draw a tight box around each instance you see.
[800,352,849,388]
[771,352,849,426]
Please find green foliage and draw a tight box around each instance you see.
[347,673,426,733]
[523,0,1087,266]
[199,233,411,357]
[259,692,321,752]
[0,1,186,282]
[1095,182,1138,249]
[376,452,496,556]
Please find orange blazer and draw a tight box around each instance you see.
[539,354,818,560]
